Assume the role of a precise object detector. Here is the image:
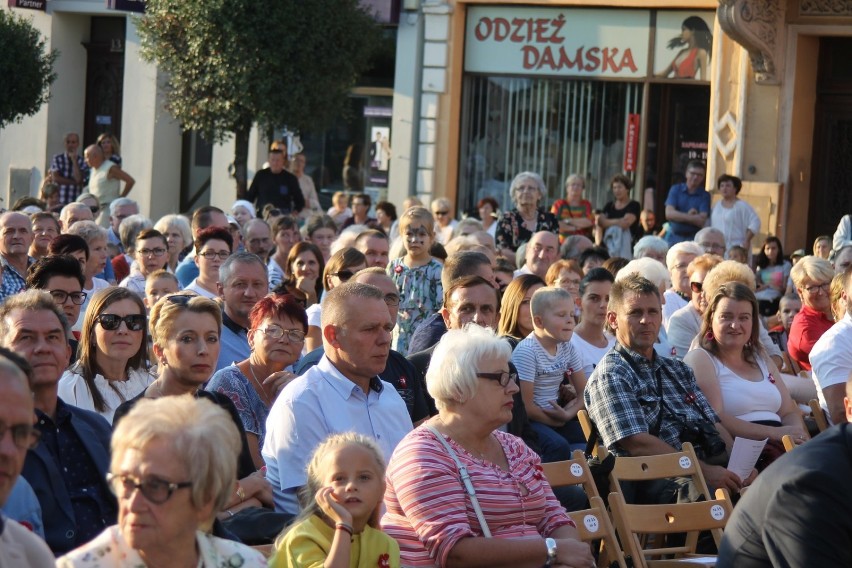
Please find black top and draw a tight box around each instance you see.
[603,200,642,243]
[245,168,305,215]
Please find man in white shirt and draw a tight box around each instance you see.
[810,267,852,425]
[662,241,704,330]
[262,281,413,514]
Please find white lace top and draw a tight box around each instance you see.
[58,367,155,424]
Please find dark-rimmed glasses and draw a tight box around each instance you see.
[804,282,830,295]
[49,290,87,305]
[330,270,355,282]
[383,293,400,307]
[107,473,192,504]
[96,314,146,332]
[259,325,306,343]
[0,422,40,450]
[198,250,230,260]
[139,247,167,257]
[476,370,517,387]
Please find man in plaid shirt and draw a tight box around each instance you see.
[584,273,753,502]
[0,212,35,302]
[49,133,89,205]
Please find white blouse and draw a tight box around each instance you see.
[58,367,155,424]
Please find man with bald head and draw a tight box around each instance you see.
[0,212,35,302]
[83,145,134,227]
[0,351,54,565]
[516,230,559,279]
[59,202,93,231]
[243,219,273,262]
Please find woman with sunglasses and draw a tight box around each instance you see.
[57,396,266,567]
[207,294,308,469]
[303,247,367,352]
[667,253,723,358]
[114,293,272,519]
[187,227,233,299]
[58,287,153,424]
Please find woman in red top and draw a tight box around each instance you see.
[656,16,712,80]
[787,256,835,371]
[550,174,594,243]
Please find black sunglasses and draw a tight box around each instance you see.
[89,205,100,214]
[690,282,703,293]
[164,294,194,306]
[95,314,146,331]
[330,270,355,281]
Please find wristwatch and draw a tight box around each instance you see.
[544,537,558,567]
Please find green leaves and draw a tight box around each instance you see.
[0,9,57,130]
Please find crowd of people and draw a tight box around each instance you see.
[1,143,851,567]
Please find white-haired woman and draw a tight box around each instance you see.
[495,172,559,259]
[154,214,192,272]
[615,257,675,358]
[382,324,594,568]
[551,174,594,242]
[431,197,458,245]
[787,256,835,372]
[57,396,266,567]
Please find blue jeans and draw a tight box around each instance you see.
[530,419,586,464]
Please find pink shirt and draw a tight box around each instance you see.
[382,427,573,567]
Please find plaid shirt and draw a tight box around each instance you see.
[50,152,89,205]
[583,342,720,455]
[0,256,32,303]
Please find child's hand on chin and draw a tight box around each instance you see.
[316,486,353,526]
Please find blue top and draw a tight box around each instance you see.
[175,254,199,287]
[1,477,44,537]
[207,365,270,449]
[664,182,711,244]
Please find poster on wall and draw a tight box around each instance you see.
[465,7,650,79]
[8,0,46,10]
[653,11,715,81]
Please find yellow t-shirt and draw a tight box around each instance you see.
[270,515,400,568]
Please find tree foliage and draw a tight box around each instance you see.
[0,9,57,130]
[136,0,381,194]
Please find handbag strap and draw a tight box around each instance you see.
[425,425,493,538]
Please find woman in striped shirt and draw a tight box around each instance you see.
[382,325,594,568]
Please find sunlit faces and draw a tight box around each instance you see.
[45,275,85,324]
[3,308,70,388]
[274,227,301,259]
[95,298,144,362]
[357,236,389,268]
[292,250,320,281]
[814,238,831,260]
[690,269,709,313]
[478,201,495,222]
[326,264,366,291]
[309,228,335,261]
[608,291,662,358]
[442,283,499,330]
[0,214,33,257]
[244,223,272,259]
[329,297,393,384]
[467,352,519,426]
[32,217,59,252]
[220,262,269,323]
[517,283,544,338]
[778,296,801,332]
[319,443,385,527]
[194,239,231,280]
[135,236,169,277]
[402,222,433,259]
[231,206,253,227]
[799,278,832,313]
[64,133,80,154]
[566,179,585,201]
[0,374,35,504]
[711,298,754,351]
[156,311,220,385]
[718,180,737,200]
[249,315,305,373]
[525,232,559,277]
[554,268,581,298]
[671,253,697,294]
[580,280,612,327]
[145,276,179,309]
[514,179,541,208]
[111,204,138,235]
[115,439,209,555]
[685,167,706,190]
[535,297,576,343]
[86,237,109,278]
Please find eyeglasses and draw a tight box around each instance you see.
[95,313,146,331]
[330,270,355,281]
[690,282,703,293]
[139,247,167,257]
[804,282,830,294]
[383,293,400,307]
[89,205,100,214]
[198,250,230,260]
[49,289,87,305]
[477,370,517,387]
[259,325,306,343]
[266,209,282,218]
[107,473,192,505]
[165,294,194,306]
[433,210,449,216]
[0,422,40,450]
[699,242,725,253]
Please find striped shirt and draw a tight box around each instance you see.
[382,427,573,567]
[512,333,583,409]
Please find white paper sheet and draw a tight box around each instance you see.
[726,436,767,480]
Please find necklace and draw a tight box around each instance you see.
[248,363,272,406]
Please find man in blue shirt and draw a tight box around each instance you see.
[664,160,710,246]
[215,252,269,371]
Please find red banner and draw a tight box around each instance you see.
[624,113,640,172]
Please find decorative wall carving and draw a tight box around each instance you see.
[800,0,852,17]
[717,0,786,84]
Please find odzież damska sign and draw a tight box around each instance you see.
[107,0,144,13]
[465,7,650,78]
[8,0,46,10]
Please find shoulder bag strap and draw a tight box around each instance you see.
[425,425,492,538]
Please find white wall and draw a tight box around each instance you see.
[388,9,421,206]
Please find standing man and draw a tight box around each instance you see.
[49,133,88,205]
[0,291,116,554]
[263,282,413,514]
[243,219,274,263]
[341,193,377,230]
[0,351,55,565]
[83,145,135,227]
[0,212,35,303]
[245,149,304,216]
[215,253,269,371]
[663,160,711,246]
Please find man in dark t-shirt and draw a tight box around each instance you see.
[245,149,305,215]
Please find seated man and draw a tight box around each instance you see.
[810,266,852,425]
[0,290,115,554]
[718,374,852,567]
[584,274,749,503]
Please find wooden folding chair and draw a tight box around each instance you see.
[808,399,829,433]
[578,409,609,459]
[609,488,733,568]
[542,452,628,568]
[782,434,796,452]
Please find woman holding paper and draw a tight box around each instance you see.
[684,282,807,471]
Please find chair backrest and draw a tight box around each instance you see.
[541,449,601,501]
[609,442,712,499]
[578,409,609,459]
[609,489,733,567]
[568,496,630,568]
[782,434,796,452]
[809,398,829,432]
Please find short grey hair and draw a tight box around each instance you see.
[426,324,512,411]
[66,220,108,243]
[633,235,669,259]
[218,252,268,284]
[791,256,835,290]
[154,214,192,248]
[510,171,547,204]
[0,289,70,343]
[59,203,90,223]
[119,214,153,251]
[321,281,384,329]
[666,241,704,270]
[694,227,725,246]
[110,197,138,216]
[616,257,671,292]
[111,396,240,520]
